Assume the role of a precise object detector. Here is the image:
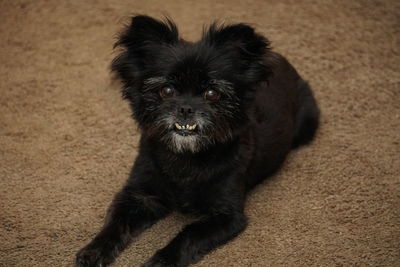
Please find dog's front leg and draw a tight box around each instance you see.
[76,180,172,267]
[143,211,247,267]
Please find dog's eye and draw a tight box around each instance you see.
[204,89,220,101]
[160,86,175,98]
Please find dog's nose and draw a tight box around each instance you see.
[179,105,194,118]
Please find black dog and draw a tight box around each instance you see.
[76,15,319,267]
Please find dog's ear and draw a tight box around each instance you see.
[204,23,269,57]
[203,23,271,83]
[116,15,178,49]
[111,15,179,95]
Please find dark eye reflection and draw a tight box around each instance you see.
[160,86,175,98]
[204,89,220,101]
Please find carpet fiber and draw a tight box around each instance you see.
[1,0,399,266]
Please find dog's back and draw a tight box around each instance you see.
[244,52,319,190]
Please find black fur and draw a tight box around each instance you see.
[76,15,319,267]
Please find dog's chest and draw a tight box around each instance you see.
[161,160,223,214]
[155,148,237,213]
[173,182,220,214]
[160,153,214,182]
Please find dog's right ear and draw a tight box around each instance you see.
[111,15,179,94]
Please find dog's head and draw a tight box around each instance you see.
[112,15,271,153]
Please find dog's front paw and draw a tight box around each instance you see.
[142,253,180,267]
[75,244,112,267]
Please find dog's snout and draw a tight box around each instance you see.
[179,105,194,117]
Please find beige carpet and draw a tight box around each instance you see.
[1,0,399,266]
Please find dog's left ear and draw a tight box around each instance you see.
[203,23,271,83]
[111,15,179,97]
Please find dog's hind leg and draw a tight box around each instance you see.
[292,79,320,148]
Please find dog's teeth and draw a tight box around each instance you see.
[175,123,197,131]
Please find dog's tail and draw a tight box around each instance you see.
[292,80,320,149]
